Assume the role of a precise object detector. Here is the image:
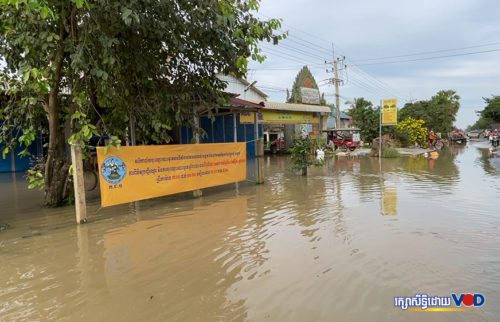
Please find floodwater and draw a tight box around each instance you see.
[0,142,499,321]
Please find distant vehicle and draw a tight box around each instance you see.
[449,130,467,145]
[324,128,361,152]
[490,130,500,147]
[467,130,482,139]
[264,131,286,154]
[270,137,285,153]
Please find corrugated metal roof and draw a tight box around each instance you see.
[331,110,352,119]
[228,97,264,109]
[248,100,331,113]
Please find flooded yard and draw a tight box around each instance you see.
[0,142,499,321]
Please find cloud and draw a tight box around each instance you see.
[248,0,500,128]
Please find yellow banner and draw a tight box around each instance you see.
[240,111,319,124]
[382,98,397,126]
[97,143,246,207]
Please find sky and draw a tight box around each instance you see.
[247,0,500,128]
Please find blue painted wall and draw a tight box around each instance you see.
[0,142,41,173]
[180,114,263,157]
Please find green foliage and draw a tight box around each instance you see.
[346,98,379,143]
[1,0,284,149]
[0,0,284,203]
[396,117,428,147]
[26,168,45,190]
[289,135,314,174]
[382,147,400,158]
[399,90,460,134]
[469,96,500,130]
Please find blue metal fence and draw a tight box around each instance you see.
[180,114,263,157]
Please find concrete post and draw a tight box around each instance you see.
[233,113,239,191]
[193,114,203,198]
[254,112,264,184]
[129,115,137,146]
[71,143,87,224]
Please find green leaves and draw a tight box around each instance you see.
[396,117,428,147]
[103,136,122,155]
[400,90,460,134]
[121,7,133,25]
[26,168,44,190]
[289,135,316,173]
[2,147,9,160]
[73,0,84,9]
[1,0,283,200]
[471,96,500,129]
[68,110,99,147]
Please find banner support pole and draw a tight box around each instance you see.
[71,143,88,224]
[193,113,203,197]
[254,112,264,184]
[379,100,382,160]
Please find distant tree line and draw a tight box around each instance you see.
[468,96,500,130]
[346,90,460,145]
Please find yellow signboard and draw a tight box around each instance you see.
[240,111,319,124]
[382,98,398,126]
[240,111,256,124]
[97,143,246,207]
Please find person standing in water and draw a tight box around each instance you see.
[428,129,436,148]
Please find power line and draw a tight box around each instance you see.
[249,64,324,71]
[260,43,326,64]
[260,49,313,66]
[256,18,404,98]
[351,42,500,62]
[256,13,343,54]
[347,66,403,99]
[355,48,500,66]
[254,14,406,100]
[271,42,329,61]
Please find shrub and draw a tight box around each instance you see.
[382,147,400,158]
[289,135,315,175]
[396,117,428,147]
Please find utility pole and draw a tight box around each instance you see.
[334,57,340,128]
[326,44,345,129]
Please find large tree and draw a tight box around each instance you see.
[470,96,500,130]
[0,0,283,206]
[399,90,460,133]
[346,98,379,143]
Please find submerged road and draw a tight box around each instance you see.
[0,142,499,321]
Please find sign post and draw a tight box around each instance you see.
[379,98,398,159]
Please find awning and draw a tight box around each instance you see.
[248,100,331,113]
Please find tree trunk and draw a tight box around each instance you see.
[301,166,307,176]
[44,92,70,207]
[43,19,70,207]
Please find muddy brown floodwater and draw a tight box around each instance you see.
[1,142,499,321]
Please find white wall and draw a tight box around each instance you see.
[217,74,266,101]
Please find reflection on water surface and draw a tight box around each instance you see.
[0,143,499,321]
